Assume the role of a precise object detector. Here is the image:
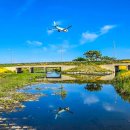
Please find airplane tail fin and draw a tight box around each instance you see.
[53,21,58,27]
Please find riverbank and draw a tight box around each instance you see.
[113,70,130,102]
[0,70,46,112]
[63,64,112,75]
[0,60,130,67]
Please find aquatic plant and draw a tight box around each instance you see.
[0,72,45,110]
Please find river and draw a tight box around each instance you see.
[1,82,130,130]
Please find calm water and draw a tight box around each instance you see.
[1,83,130,130]
[46,72,61,78]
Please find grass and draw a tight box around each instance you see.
[63,64,110,74]
[0,72,45,94]
[0,70,45,111]
[0,67,12,73]
[113,70,130,102]
[0,60,130,67]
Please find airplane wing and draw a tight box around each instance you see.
[63,25,72,31]
[66,25,72,29]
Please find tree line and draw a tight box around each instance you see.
[73,50,116,61]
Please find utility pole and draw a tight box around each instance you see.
[113,41,116,58]
[60,46,63,62]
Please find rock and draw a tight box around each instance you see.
[9,123,16,126]
[0,106,3,109]
[21,105,26,108]
[23,126,29,128]
[11,126,21,129]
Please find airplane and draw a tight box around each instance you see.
[49,21,72,32]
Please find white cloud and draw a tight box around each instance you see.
[43,40,78,56]
[80,24,116,44]
[26,40,43,46]
[100,25,116,34]
[80,32,99,44]
[48,40,71,53]
[47,30,54,35]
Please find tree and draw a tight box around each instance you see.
[101,56,116,61]
[84,50,102,61]
[73,57,86,61]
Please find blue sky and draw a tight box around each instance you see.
[0,0,130,63]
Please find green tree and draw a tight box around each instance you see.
[101,56,116,61]
[73,57,86,61]
[84,50,102,61]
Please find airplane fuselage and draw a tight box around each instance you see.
[55,26,68,32]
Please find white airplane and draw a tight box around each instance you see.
[49,21,72,32]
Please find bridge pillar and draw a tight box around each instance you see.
[29,67,34,73]
[128,65,130,70]
[115,66,119,73]
[16,68,22,73]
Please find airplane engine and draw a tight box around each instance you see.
[64,29,68,32]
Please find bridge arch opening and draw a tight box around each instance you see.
[115,65,129,75]
[128,65,130,70]
[46,67,61,78]
[16,68,23,73]
[115,66,120,74]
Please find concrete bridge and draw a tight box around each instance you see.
[5,65,76,73]
[5,63,130,74]
[100,63,130,73]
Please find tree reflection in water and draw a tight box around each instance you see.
[56,85,67,100]
[84,83,103,92]
[114,84,130,103]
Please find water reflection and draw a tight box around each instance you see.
[46,72,61,78]
[1,83,130,130]
[54,107,73,119]
[57,85,67,100]
[84,83,103,92]
[0,116,35,129]
[115,89,130,103]
[113,82,130,103]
